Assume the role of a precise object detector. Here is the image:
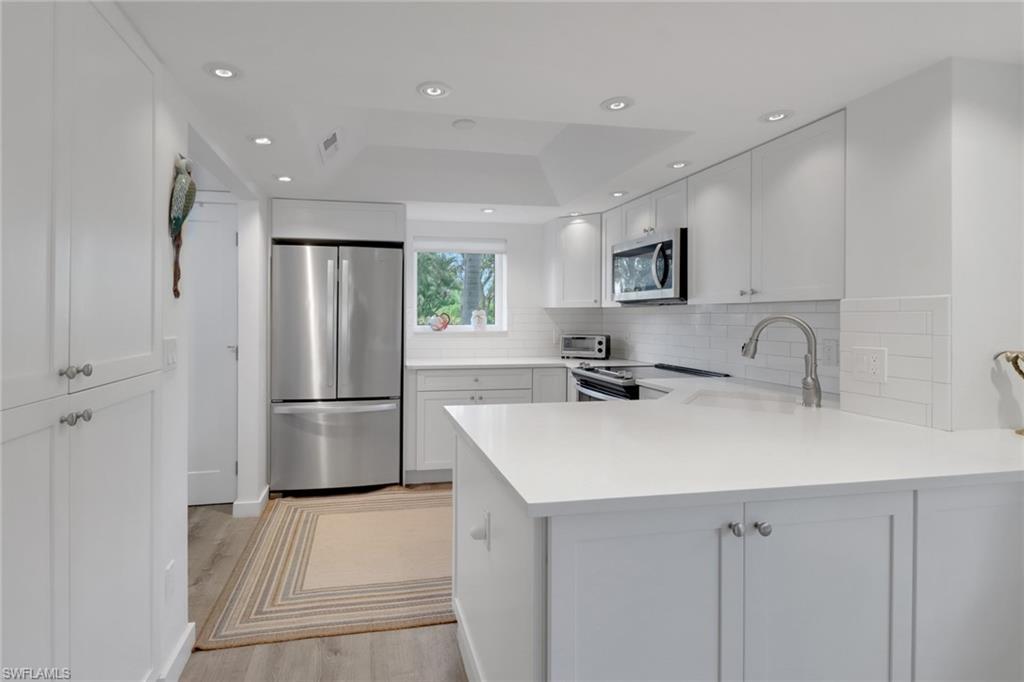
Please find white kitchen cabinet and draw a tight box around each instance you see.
[544,216,601,308]
[915,484,1023,682]
[751,112,845,301]
[2,2,159,408]
[743,492,913,681]
[651,179,687,232]
[531,368,567,403]
[548,504,743,681]
[1,394,70,668]
[416,388,532,470]
[565,371,579,402]
[622,195,654,240]
[686,153,753,304]
[1,2,68,410]
[1,372,160,677]
[600,208,623,308]
[271,199,405,242]
[65,2,160,392]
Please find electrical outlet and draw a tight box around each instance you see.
[852,346,887,383]
[821,339,839,366]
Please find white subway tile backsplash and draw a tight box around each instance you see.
[838,295,951,430]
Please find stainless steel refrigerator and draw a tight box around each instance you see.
[270,243,403,490]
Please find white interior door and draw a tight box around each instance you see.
[186,200,239,505]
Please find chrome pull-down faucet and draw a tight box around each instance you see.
[741,315,822,408]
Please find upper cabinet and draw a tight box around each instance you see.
[2,2,160,409]
[751,111,845,301]
[651,180,688,232]
[622,196,654,240]
[544,215,602,308]
[687,153,753,304]
[600,208,624,308]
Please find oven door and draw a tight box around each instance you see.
[574,380,633,401]
[612,229,686,303]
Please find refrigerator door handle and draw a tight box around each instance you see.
[326,259,336,387]
[272,402,398,415]
[339,258,352,389]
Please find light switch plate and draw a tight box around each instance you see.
[852,346,887,383]
[163,336,178,369]
[821,339,839,366]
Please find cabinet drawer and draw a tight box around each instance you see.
[417,368,533,392]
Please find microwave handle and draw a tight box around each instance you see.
[651,242,667,289]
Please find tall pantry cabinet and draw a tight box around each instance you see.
[2,3,164,679]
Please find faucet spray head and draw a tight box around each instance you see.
[741,338,758,359]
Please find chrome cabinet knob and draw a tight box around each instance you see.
[79,363,93,377]
[749,288,759,296]
[60,412,79,426]
[59,365,78,379]
[739,290,749,296]
[77,409,93,423]
[754,521,773,537]
[728,522,745,538]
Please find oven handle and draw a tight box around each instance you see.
[651,241,667,289]
[577,384,629,401]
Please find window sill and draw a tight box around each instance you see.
[412,326,508,337]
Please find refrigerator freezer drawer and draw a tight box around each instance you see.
[271,399,400,490]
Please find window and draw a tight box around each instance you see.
[412,238,507,331]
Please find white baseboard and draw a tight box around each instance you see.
[232,484,269,518]
[158,621,195,682]
[453,597,483,682]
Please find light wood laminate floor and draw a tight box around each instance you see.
[182,503,468,682]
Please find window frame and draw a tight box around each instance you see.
[409,239,508,335]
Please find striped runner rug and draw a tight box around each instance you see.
[195,486,455,650]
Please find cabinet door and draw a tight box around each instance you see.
[1,2,70,409]
[751,112,845,302]
[687,154,752,304]
[600,208,623,308]
[622,195,653,240]
[67,373,158,681]
[549,504,744,681]
[651,179,687,232]
[744,492,913,681]
[531,368,567,403]
[559,216,601,307]
[1,394,71,669]
[417,390,477,470]
[64,3,160,392]
[915,484,1023,682]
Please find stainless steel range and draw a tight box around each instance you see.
[571,362,729,401]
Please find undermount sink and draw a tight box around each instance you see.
[684,389,799,414]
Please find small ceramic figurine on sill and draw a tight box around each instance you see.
[995,350,1024,436]
[471,309,487,332]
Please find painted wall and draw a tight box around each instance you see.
[845,60,953,299]
[843,58,1023,430]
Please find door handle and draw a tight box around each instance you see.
[326,259,336,388]
[273,402,397,415]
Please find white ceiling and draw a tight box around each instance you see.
[121,1,1023,223]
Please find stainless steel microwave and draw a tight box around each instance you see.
[611,228,688,304]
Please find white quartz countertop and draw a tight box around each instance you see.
[446,379,1024,517]
[405,357,645,370]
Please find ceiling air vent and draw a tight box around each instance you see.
[318,128,341,164]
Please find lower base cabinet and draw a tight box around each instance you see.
[453,435,1021,682]
[2,372,160,679]
[416,388,532,470]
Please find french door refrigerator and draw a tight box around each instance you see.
[270,243,403,490]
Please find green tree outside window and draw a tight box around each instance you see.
[416,251,496,326]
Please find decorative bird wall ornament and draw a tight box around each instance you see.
[994,350,1024,436]
[169,154,197,298]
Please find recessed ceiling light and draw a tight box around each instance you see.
[250,136,273,146]
[452,118,476,130]
[569,212,581,217]
[417,81,452,99]
[600,96,634,112]
[481,208,495,214]
[206,63,240,79]
[668,160,688,169]
[760,109,794,123]
[610,190,628,198]
[276,175,292,183]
